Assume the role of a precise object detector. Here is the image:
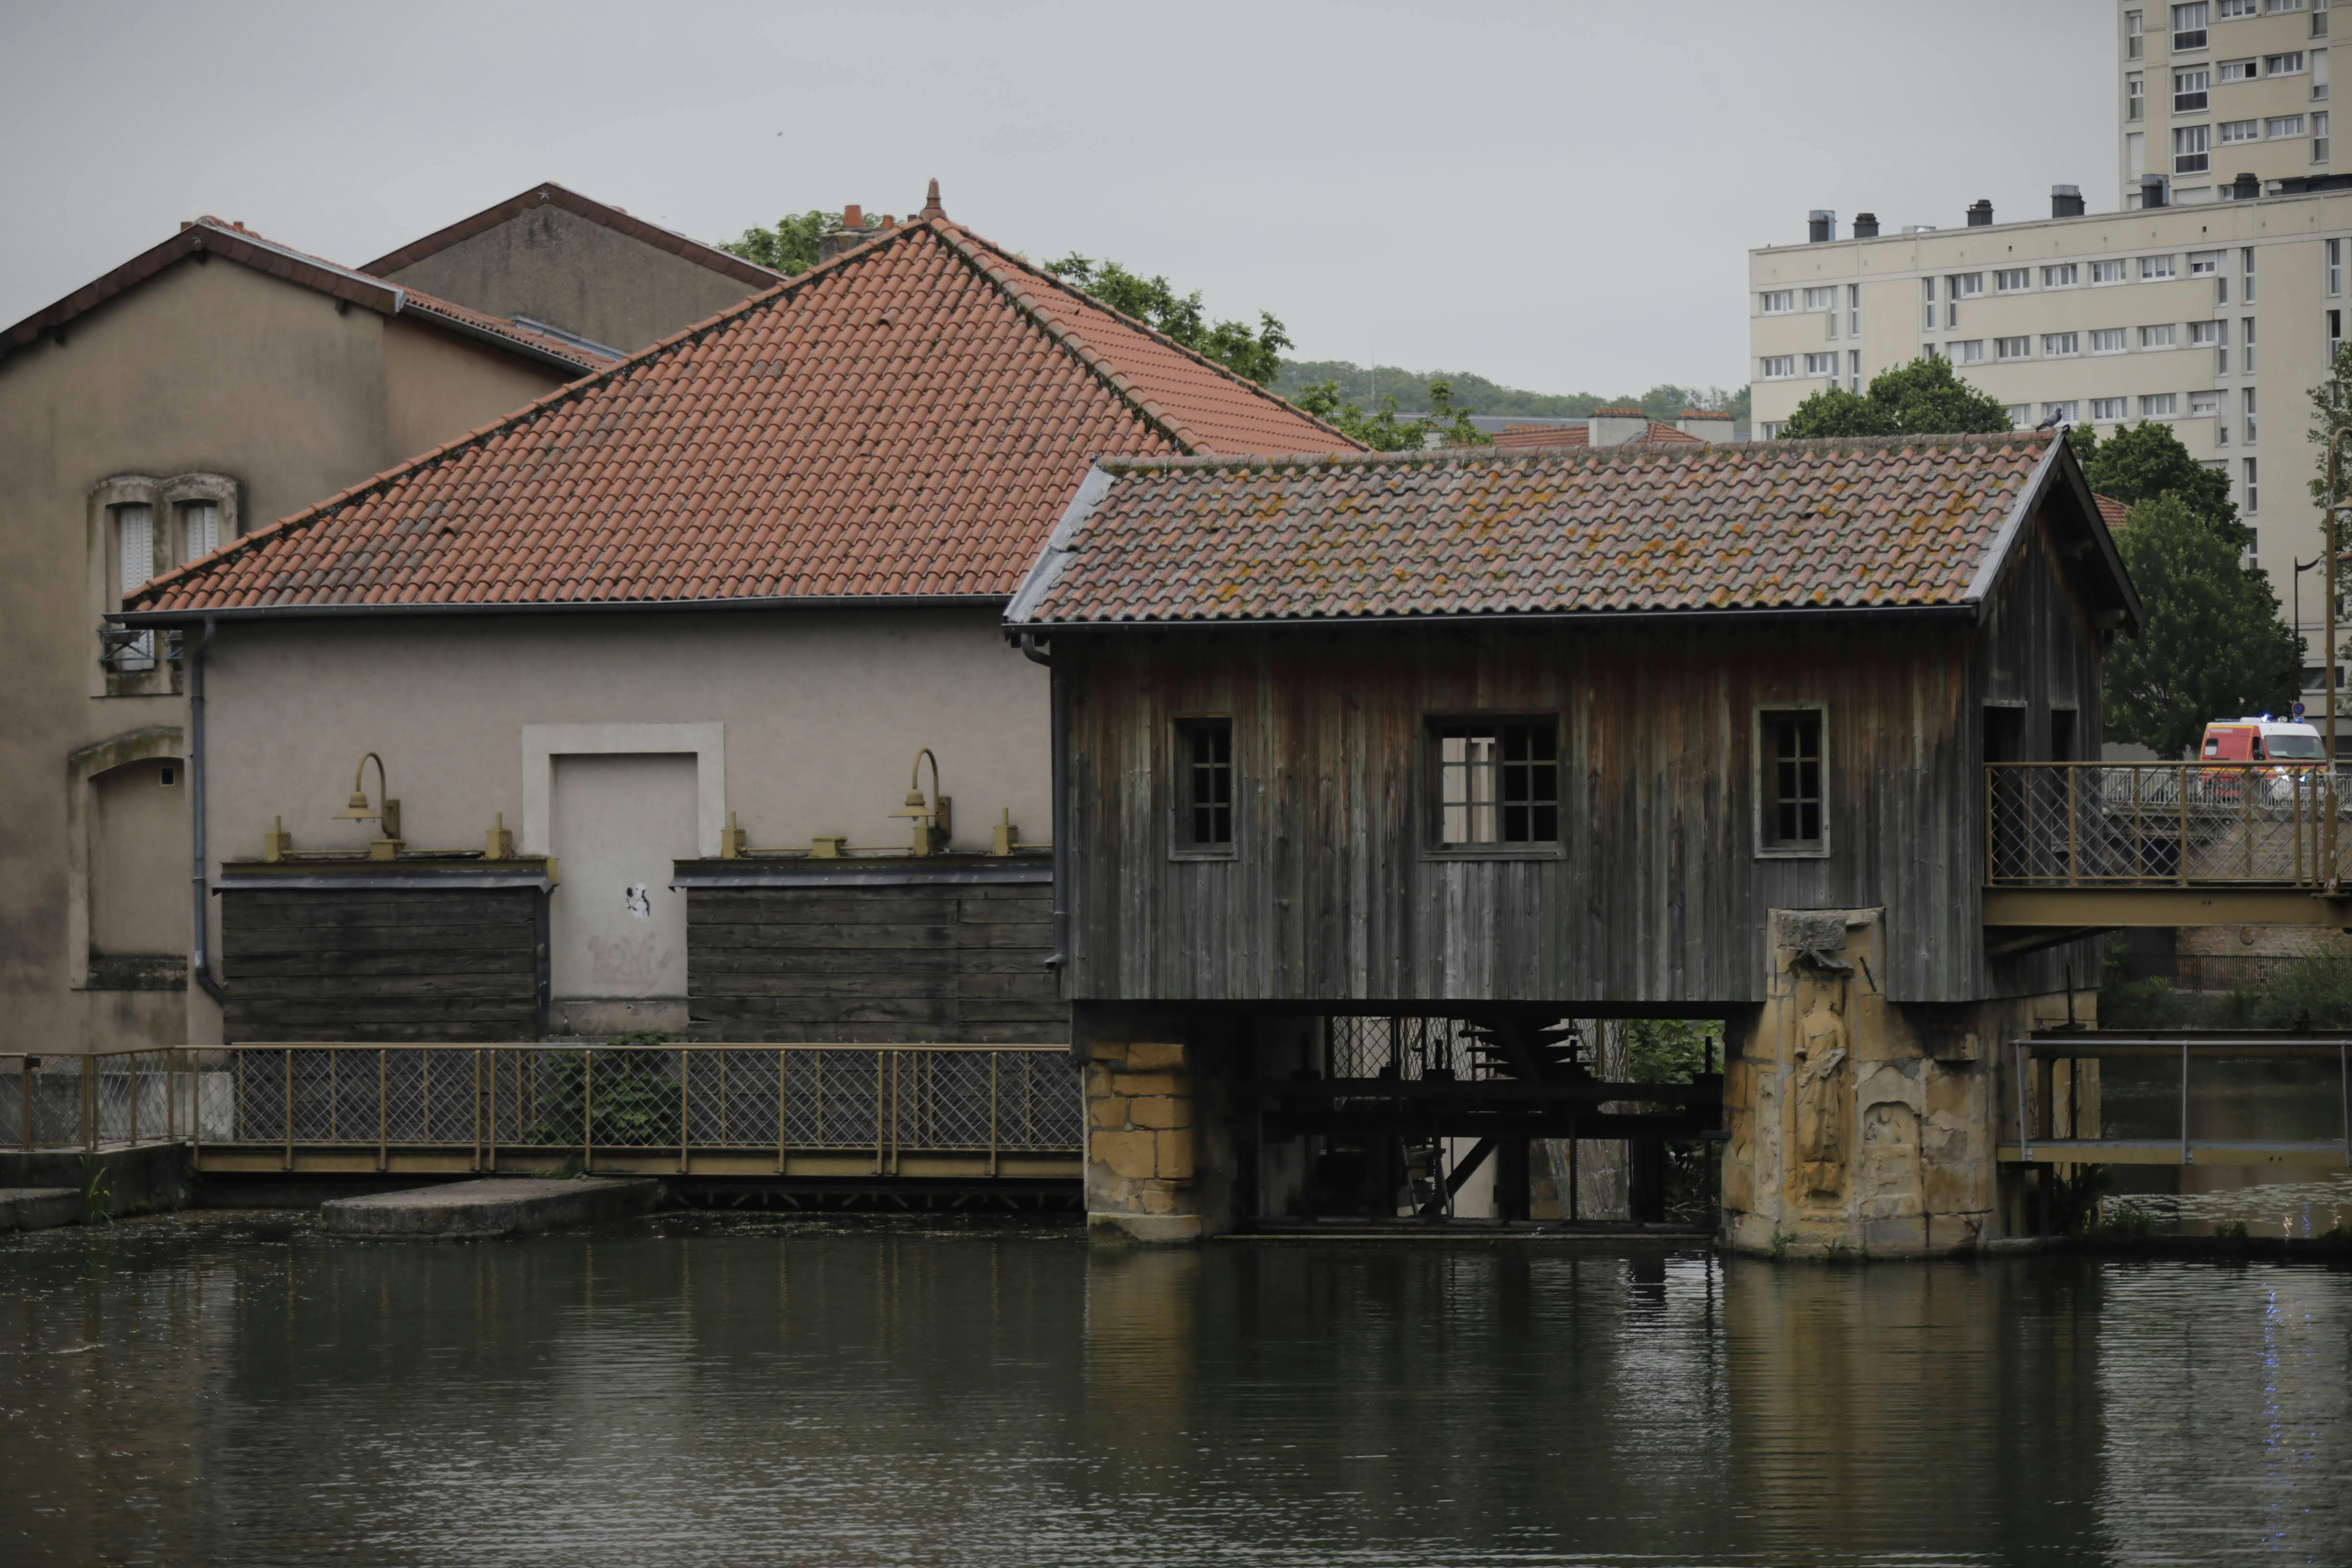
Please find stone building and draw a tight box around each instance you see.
[1001,432,2137,1252]
[116,189,1352,1047]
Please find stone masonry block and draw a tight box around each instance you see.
[1128,1095,1190,1130]
[1123,1042,1187,1071]
[1140,1182,1178,1214]
[1154,1127,1196,1181]
[1111,1072,1184,1097]
[1093,1129,1158,1181]
[1089,1096,1129,1130]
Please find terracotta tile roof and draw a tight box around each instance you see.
[2095,493,2132,530]
[126,218,1355,614]
[1008,432,2105,628]
[362,181,785,291]
[1,217,606,373]
[1490,421,1701,450]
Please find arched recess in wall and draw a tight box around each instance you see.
[66,726,187,991]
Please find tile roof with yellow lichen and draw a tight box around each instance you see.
[124,207,1355,615]
[1007,431,2132,629]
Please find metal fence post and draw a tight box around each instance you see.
[678,1049,690,1176]
[583,1049,595,1174]
[776,1050,788,1176]
[377,1047,388,1172]
[2180,1039,2192,1166]
[989,1051,1001,1177]
[2178,763,2190,886]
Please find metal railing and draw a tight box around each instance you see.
[0,1050,202,1153]
[196,1042,1081,1175]
[2003,1032,2352,1167]
[1986,761,2352,888]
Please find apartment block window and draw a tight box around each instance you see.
[2005,403,2031,428]
[2190,251,2222,277]
[2142,255,2180,282]
[2219,0,2257,16]
[111,505,155,669]
[1996,268,2031,293]
[1761,355,1796,379]
[2243,385,2259,440]
[2177,124,2213,171]
[1758,709,1828,856]
[2318,0,2333,39]
[2189,319,2221,346]
[2244,455,2260,511]
[2043,263,2079,288]
[2139,323,2178,349]
[2191,389,2222,416]
[1847,283,1861,336]
[2175,2,2210,49]
[1952,273,1984,298]
[2268,50,2308,73]
[2092,396,2130,421]
[1759,290,1794,315]
[1760,421,1783,439]
[1175,719,1234,851]
[2243,247,2258,299]
[2317,48,2332,98]
[2268,113,2308,135]
[2317,109,2332,156]
[2093,259,2128,285]
[2264,0,2306,12]
[2042,400,2081,424]
[2092,328,2129,353]
[1802,286,1836,311]
[2128,72,2146,119]
[1433,719,1558,849]
[2176,68,2213,110]
[1950,339,1985,364]
[1804,352,1837,377]
[179,500,219,561]
[2220,117,2260,142]
[2130,8,2146,55]
[2327,306,2342,354]
[1847,348,1861,391]
[2129,131,2148,182]
[1994,336,2030,362]
[2141,392,2182,416]
[2243,314,2258,367]
[2220,56,2258,81]
[2043,331,2081,356]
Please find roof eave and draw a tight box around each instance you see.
[1008,602,1984,637]
[114,592,1011,627]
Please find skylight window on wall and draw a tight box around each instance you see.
[1760,291,1794,314]
[2043,263,2079,288]
[2176,68,2212,111]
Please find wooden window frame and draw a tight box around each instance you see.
[1755,705,1832,859]
[1169,716,1238,861]
[1422,713,1564,861]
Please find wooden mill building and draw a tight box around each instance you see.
[1004,431,2140,1250]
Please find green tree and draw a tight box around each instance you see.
[1272,364,1748,426]
[1776,355,2013,439]
[2311,338,2352,511]
[723,208,882,275]
[2104,493,2300,756]
[1292,378,1491,450]
[2070,421,2248,548]
[1040,254,1291,386]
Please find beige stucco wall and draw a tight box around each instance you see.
[0,253,576,1054]
[189,607,1049,1042]
[376,205,766,354]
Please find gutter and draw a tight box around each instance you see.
[115,592,1008,628]
[185,615,226,1006]
[394,299,602,375]
[1018,633,1072,1037]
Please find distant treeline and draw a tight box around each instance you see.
[1273,360,1750,426]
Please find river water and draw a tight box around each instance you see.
[3,1215,2350,1566]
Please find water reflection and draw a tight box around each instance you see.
[2,1215,2349,1564]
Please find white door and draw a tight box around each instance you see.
[549,754,697,1032]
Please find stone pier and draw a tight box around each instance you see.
[1721,907,2087,1258]
[1084,1038,1202,1243]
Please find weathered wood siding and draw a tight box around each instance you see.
[221,888,543,1042]
[688,885,1065,1042]
[1062,502,2111,1009]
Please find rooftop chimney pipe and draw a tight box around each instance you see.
[2231,170,2262,200]
[2050,184,2084,219]
[2139,175,2167,209]
[1966,198,1993,227]
[1853,212,1879,239]
[1807,209,1834,243]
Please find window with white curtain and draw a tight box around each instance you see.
[180,500,219,560]
[113,504,154,670]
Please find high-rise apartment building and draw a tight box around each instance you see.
[1749,185,2351,708]
[2122,0,2333,207]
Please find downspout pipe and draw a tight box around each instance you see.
[1018,633,1070,995]
[186,615,226,1006]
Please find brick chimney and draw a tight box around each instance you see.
[817,205,876,264]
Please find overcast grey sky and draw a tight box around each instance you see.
[0,0,2113,395]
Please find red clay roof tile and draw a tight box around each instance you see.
[130,219,1354,613]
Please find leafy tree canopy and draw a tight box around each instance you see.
[1292,379,1491,451]
[2104,493,2299,757]
[2069,421,2247,549]
[1041,254,1290,386]
[1775,355,2013,439]
[722,208,880,275]
[2311,338,2352,509]
[1275,363,1747,425]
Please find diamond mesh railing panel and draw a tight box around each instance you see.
[1987,763,2351,887]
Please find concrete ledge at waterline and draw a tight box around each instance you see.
[1088,1211,1203,1246]
[321,1177,660,1240]
[0,1189,80,1234]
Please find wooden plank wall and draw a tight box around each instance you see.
[221,887,542,1042]
[1066,615,1985,1008]
[688,885,1065,1042]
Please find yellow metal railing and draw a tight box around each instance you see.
[1985,761,2348,888]
[189,1042,1080,1176]
[1,1049,200,1154]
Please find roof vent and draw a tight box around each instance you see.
[1807,209,1834,243]
[2139,174,2168,209]
[1965,198,1993,227]
[2230,170,2261,201]
[920,178,946,221]
[2050,184,2085,219]
[1853,212,1879,239]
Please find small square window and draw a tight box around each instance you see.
[1758,709,1828,855]
[1432,719,1559,849]
[1174,718,1234,851]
